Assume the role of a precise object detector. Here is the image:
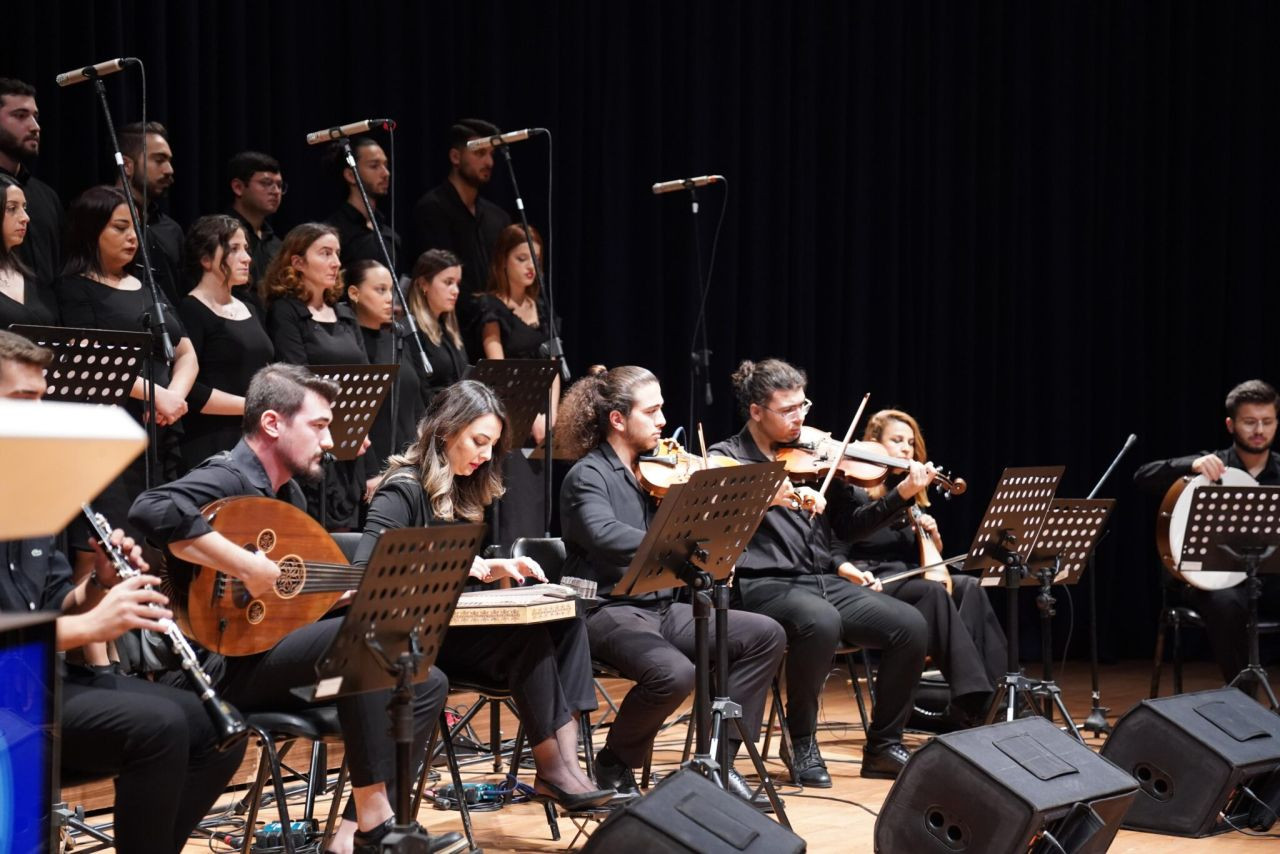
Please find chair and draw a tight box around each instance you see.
[54,771,116,853]
[332,531,362,563]
[760,645,874,775]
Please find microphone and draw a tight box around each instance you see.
[55,57,137,87]
[651,175,725,195]
[465,128,547,151]
[305,118,397,146]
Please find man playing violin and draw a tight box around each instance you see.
[1133,378,1280,694]
[557,366,787,807]
[836,409,1005,723]
[708,358,936,782]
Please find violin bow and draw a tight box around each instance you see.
[819,392,871,496]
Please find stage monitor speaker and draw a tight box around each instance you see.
[581,767,805,853]
[874,715,1137,853]
[1100,687,1280,837]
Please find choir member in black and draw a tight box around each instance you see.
[225,150,285,310]
[345,259,424,498]
[558,366,786,807]
[356,379,614,811]
[56,186,197,610]
[0,78,63,290]
[263,222,369,529]
[406,249,469,401]
[324,137,401,271]
[117,122,184,305]
[0,174,58,327]
[836,408,1004,718]
[1134,379,1280,693]
[411,118,511,328]
[0,330,245,854]
[477,223,560,546]
[177,215,275,470]
[129,364,462,854]
[708,359,932,782]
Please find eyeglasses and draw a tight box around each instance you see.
[253,178,288,194]
[763,398,813,418]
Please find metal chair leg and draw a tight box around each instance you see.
[1149,610,1168,698]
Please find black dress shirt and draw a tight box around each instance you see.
[1133,446,1280,492]
[325,202,402,273]
[1,537,74,614]
[411,181,511,322]
[708,425,912,578]
[131,204,186,306]
[0,164,62,289]
[226,207,282,301]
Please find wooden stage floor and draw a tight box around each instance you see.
[158,659,1275,853]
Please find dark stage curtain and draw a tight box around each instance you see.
[9,1,1280,661]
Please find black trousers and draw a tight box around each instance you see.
[217,618,448,791]
[735,573,927,751]
[881,571,1005,699]
[438,617,597,745]
[1188,575,1280,684]
[585,600,786,768]
[62,666,246,854]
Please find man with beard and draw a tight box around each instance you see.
[410,119,511,328]
[117,121,184,304]
[129,362,463,854]
[1135,378,1280,694]
[226,150,285,308]
[0,78,63,289]
[324,136,402,272]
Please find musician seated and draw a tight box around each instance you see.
[1134,379,1280,694]
[129,363,463,854]
[0,329,245,854]
[558,366,787,808]
[836,409,1005,724]
[355,379,614,811]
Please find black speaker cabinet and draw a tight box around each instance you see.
[875,716,1137,853]
[582,767,806,853]
[1100,687,1280,837]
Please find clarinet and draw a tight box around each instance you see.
[81,504,249,751]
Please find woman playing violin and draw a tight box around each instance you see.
[835,408,1006,724]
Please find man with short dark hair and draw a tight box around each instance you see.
[410,119,512,326]
[0,77,63,288]
[226,150,284,303]
[117,121,184,303]
[324,136,401,272]
[1134,378,1280,693]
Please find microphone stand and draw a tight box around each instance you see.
[495,142,563,535]
[1081,434,1137,737]
[686,186,713,443]
[339,135,434,461]
[86,67,171,488]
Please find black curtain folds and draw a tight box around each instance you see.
[10,1,1279,659]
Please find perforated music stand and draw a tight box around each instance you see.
[9,324,148,405]
[963,466,1065,726]
[297,523,486,849]
[1178,483,1280,708]
[1025,499,1115,741]
[612,461,793,825]
[307,363,399,462]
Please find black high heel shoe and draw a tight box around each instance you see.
[531,776,615,811]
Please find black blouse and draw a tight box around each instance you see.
[265,296,366,366]
[474,293,560,360]
[416,322,470,401]
[0,274,59,328]
[360,321,427,473]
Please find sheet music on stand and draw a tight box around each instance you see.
[1178,484,1280,575]
[1028,498,1116,584]
[10,324,149,405]
[308,363,398,462]
[964,466,1065,587]
[465,358,560,446]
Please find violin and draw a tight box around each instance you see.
[776,425,967,496]
[636,437,741,499]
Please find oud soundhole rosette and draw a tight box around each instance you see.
[275,555,305,598]
[257,529,277,553]
[246,600,266,624]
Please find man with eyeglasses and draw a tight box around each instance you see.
[226,151,285,307]
[1134,378,1280,697]
[709,358,936,782]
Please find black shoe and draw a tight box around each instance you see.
[786,735,832,788]
[532,776,615,811]
[861,742,911,779]
[726,767,777,812]
[353,819,469,854]
[594,746,641,797]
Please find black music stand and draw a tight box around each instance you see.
[613,461,791,825]
[1026,499,1115,741]
[465,359,561,537]
[307,364,398,529]
[298,524,487,853]
[966,466,1065,726]
[1178,483,1280,709]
